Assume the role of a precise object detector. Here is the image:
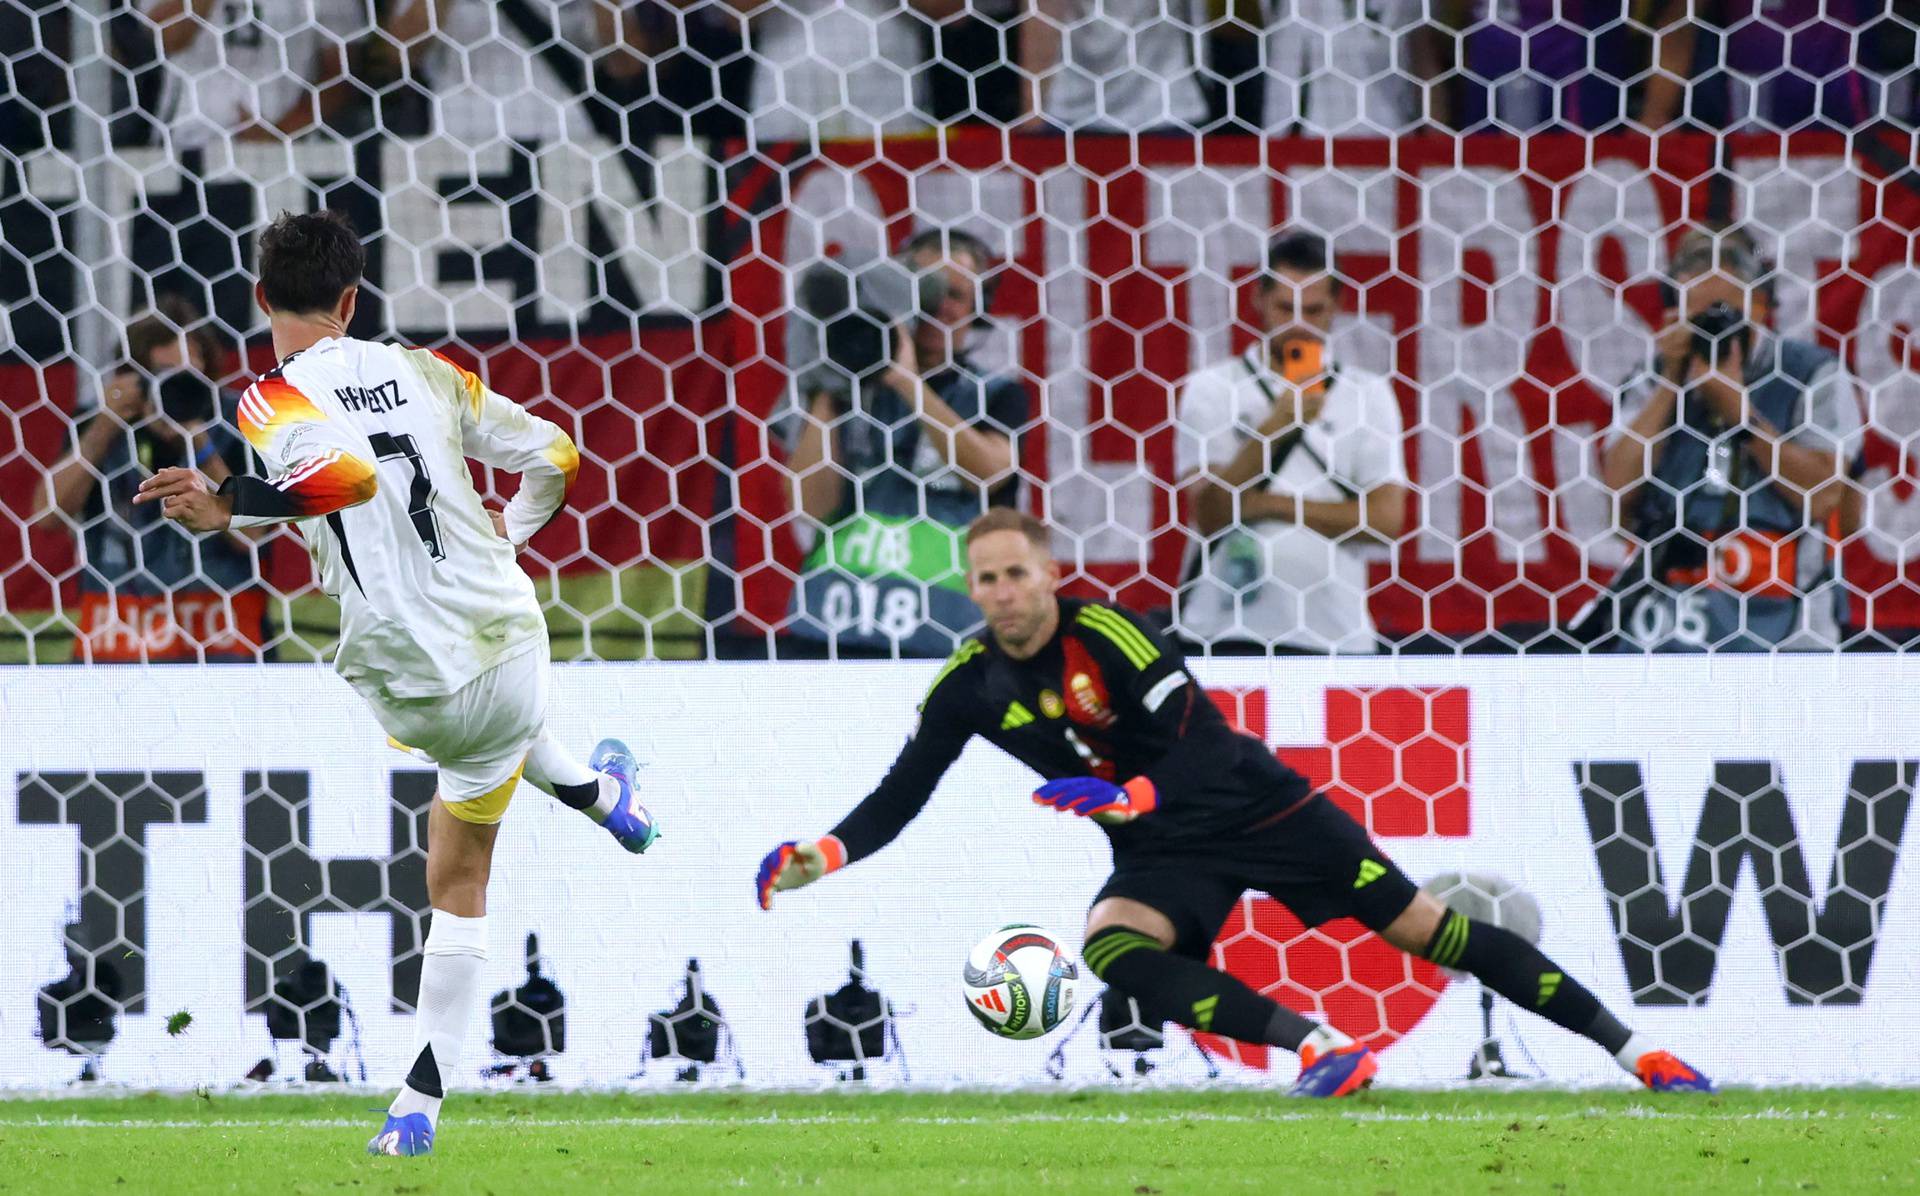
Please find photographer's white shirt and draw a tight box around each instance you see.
[423,0,605,147]
[1174,349,1407,652]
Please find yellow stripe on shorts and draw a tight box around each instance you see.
[443,758,527,826]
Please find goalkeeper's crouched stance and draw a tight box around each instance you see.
[758,509,1713,1097]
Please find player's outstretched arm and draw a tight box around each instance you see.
[756,648,980,909]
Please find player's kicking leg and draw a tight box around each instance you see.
[521,729,658,853]
[369,794,503,1156]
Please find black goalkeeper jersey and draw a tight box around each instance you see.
[828,597,1312,862]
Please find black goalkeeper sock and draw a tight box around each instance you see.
[1084,926,1317,1050]
[1425,912,1632,1054]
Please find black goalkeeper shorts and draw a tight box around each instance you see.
[1091,794,1422,958]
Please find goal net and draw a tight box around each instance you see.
[0,0,1916,1090]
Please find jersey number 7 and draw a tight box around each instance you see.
[368,432,446,561]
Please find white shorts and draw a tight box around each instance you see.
[357,646,548,820]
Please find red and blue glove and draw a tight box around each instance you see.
[1033,776,1158,825]
[755,835,847,910]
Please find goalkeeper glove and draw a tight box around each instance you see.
[755,835,847,910]
[1032,776,1158,825]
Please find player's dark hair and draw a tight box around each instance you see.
[257,209,365,316]
[966,508,1049,550]
[1261,230,1341,295]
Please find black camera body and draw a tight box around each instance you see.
[804,940,894,1072]
[37,940,123,1059]
[264,957,343,1054]
[647,958,727,1078]
[1688,301,1750,370]
[1098,989,1164,1054]
[794,255,950,401]
[491,933,566,1061]
[158,370,219,424]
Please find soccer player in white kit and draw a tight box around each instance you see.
[137,210,657,1157]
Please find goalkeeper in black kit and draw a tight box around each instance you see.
[758,509,1714,1096]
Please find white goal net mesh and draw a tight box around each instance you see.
[1,0,1917,1090]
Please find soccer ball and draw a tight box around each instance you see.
[961,924,1079,1040]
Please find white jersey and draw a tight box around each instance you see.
[148,0,366,151]
[742,0,929,143]
[234,337,578,698]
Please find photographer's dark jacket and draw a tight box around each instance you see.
[1606,332,1860,651]
[780,353,1028,656]
[66,388,262,662]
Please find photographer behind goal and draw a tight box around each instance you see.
[36,296,264,662]
[1594,227,1861,652]
[778,229,1027,659]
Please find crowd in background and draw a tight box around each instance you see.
[1,0,1916,157]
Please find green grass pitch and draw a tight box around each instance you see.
[0,1088,1912,1194]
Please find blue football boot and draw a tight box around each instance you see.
[589,737,659,854]
[366,1112,434,1157]
[1289,1042,1379,1098]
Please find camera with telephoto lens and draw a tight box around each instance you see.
[794,255,948,406]
[804,939,906,1081]
[130,366,218,426]
[264,956,345,1081]
[1688,301,1750,369]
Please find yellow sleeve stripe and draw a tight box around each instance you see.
[545,433,581,488]
[426,347,487,418]
[921,640,984,707]
[1076,606,1159,671]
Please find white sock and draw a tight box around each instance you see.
[521,730,598,794]
[1613,1032,1651,1074]
[521,732,622,822]
[391,909,488,1127]
[1302,1023,1355,1057]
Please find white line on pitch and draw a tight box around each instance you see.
[4,1108,1897,1130]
